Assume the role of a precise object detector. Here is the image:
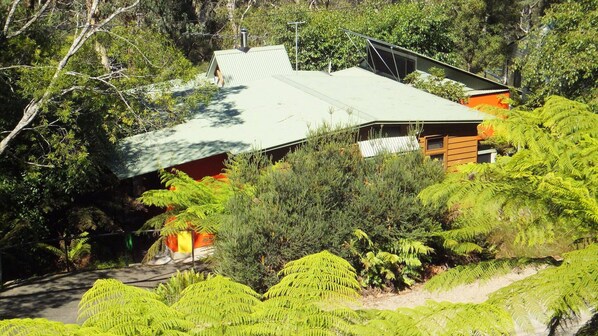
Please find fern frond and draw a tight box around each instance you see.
[0,318,118,336]
[250,299,357,336]
[420,97,598,259]
[351,310,422,336]
[155,269,211,305]
[37,243,64,258]
[264,250,360,305]
[424,257,555,292]
[395,301,514,335]
[142,235,165,263]
[171,275,261,332]
[488,244,598,332]
[78,278,191,334]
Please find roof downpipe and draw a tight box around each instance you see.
[239,28,249,52]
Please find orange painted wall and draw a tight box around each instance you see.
[465,92,510,109]
[172,153,228,180]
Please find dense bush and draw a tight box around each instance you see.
[215,126,445,291]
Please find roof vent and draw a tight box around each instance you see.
[239,28,249,52]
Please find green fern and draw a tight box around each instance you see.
[0,318,117,335]
[38,232,92,270]
[349,230,433,288]
[488,244,598,333]
[423,257,556,292]
[353,301,514,336]
[253,251,361,335]
[399,301,514,335]
[420,96,598,257]
[138,169,232,260]
[155,269,211,306]
[78,278,194,335]
[171,275,261,333]
[264,250,360,305]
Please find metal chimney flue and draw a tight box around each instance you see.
[239,28,249,52]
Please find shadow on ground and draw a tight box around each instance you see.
[0,264,192,323]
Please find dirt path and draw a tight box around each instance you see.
[361,266,540,310]
[359,266,592,336]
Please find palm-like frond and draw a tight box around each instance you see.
[155,269,211,306]
[264,250,360,305]
[171,275,261,333]
[420,96,598,256]
[423,257,555,292]
[0,318,118,335]
[488,244,598,333]
[78,279,193,334]
[397,301,514,335]
[138,169,232,239]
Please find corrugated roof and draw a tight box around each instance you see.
[342,29,509,91]
[414,71,509,96]
[206,45,293,87]
[358,136,419,158]
[111,67,491,179]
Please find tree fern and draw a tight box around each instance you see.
[252,251,361,335]
[79,279,193,335]
[264,250,360,305]
[37,232,92,270]
[0,318,117,335]
[155,269,211,306]
[171,275,261,333]
[138,169,232,260]
[423,257,556,292]
[488,244,598,333]
[353,301,513,336]
[420,96,598,256]
[397,301,514,335]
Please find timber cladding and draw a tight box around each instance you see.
[446,136,478,167]
[417,123,480,169]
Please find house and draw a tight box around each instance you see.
[345,30,511,110]
[110,43,495,181]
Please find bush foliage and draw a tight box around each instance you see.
[216,126,445,291]
[3,246,597,334]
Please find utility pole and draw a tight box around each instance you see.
[287,21,305,71]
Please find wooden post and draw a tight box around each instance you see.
[190,230,195,269]
[0,251,3,290]
[63,236,70,272]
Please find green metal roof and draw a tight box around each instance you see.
[206,45,293,87]
[111,67,492,179]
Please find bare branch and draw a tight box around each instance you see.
[26,161,55,168]
[98,29,162,68]
[0,65,53,71]
[4,0,52,39]
[0,0,141,157]
[240,0,255,23]
[65,70,149,133]
[2,0,21,35]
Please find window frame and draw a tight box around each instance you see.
[423,135,448,168]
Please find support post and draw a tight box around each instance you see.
[287,21,305,71]
[0,251,3,290]
[63,236,70,272]
[190,230,195,269]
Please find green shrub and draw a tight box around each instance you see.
[216,126,445,292]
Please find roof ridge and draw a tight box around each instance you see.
[273,74,377,121]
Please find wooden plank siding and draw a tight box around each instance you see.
[446,136,478,168]
[418,133,479,169]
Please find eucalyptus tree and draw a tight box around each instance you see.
[0,0,213,276]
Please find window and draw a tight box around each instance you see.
[426,137,444,151]
[423,135,447,168]
[477,148,497,163]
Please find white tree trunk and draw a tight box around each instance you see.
[0,0,140,157]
